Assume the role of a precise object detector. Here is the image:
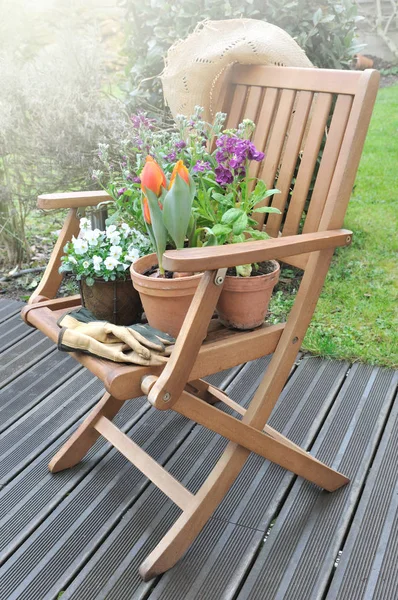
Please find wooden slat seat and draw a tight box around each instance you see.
[22,297,284,401]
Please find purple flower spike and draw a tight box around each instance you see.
[215,166,234,186]
[117,187,127,196]
[166,151,177,162]
[133,176,141,184]
[193,160,211,172]
[175,140,186,150]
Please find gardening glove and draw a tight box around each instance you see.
[57,308,175,366]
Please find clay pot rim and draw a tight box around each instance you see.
[131,253,203,287]
[222,260,280,293]
[225,259,280,279]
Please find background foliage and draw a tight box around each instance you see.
[0,0,127,265]
[121,0,363,108]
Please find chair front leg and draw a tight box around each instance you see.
[49,392,124,473]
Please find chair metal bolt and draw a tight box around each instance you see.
[346,236,352,244]
[214,267,227,286]
[163,392,171,402]
[292,337,299,344]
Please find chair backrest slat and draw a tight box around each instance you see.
[282,92,333,237]
[248,87,280,184]
[265,90,313,237]
[216,65,379,268]
[303,93,353,235]
[225,84,247,128]
[256,89,296,212]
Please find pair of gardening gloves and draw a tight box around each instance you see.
[57,308,175,366]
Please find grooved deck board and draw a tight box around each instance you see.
[0,298,396,600]
[326,383,398,600]
[237,365,398,600]
[0,299,23,323]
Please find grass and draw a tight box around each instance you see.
[269,84,398,368]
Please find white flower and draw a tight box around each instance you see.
[79,218,91,231]
[106,225,117,235]
[83,260,90,269]
[69,256,78,264]
[72,237,88,255]
[126,245,140,263]
[121,223,131,238]
[109,245,123,259]
[84,228,102,246]
[92,255,103,271]
[104,256,119,270]
[108,231,121,246]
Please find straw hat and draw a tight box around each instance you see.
[161,18,313,121]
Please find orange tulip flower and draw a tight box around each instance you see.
[140,156,167,197]
[142,197,151,224]
[169,160,190,188]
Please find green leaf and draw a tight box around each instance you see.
[212,224,231,236]
[232,212,248,234]
[162,173,195,249]
[253,206,282,214]
[313,7,323,26]
[236,264,252,277]
[221,208,244,224]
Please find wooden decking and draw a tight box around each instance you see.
[0,297,397,600]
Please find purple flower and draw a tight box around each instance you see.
[193,160,211,172]
[215,166,234,186]
[175,140,186,150]
[166,151,177,162]
[131,111,156,130]
[117,187,127,196]
[133,176,141,184]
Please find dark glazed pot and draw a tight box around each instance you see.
[79,276,142,325]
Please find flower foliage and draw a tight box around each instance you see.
[94,105,280,276]
[60,218,152,286]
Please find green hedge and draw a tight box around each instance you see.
[120,0,363,108]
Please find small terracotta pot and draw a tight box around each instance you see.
[216,260,280,330]
[130,253,203,337]
[354,54,374,70]
[79,276,142,325]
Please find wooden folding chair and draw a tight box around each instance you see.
[22,65,379,580]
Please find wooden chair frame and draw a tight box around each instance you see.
[22,65,379,580]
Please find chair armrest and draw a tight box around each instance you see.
[38,191,112,210]
[163,230,352,272]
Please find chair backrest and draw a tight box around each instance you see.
[216,65,379,268]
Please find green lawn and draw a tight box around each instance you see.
[274,85,398,368]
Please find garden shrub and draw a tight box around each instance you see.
[0,2,128,266]
[120,0,363,108]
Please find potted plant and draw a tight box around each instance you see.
[93,107,281,333]
[130,156,202,337]
[184,111,282,329]
[59,219,151,325]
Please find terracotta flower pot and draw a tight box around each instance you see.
[130,253,203,337]
[79,276,142,326]
[216,260,280,330]
[354,54,374,70]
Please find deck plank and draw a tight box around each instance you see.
[237,365,398,600]
[326,382,398,600]
[0,298,397,600]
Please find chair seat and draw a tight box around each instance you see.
[23,296,285,401]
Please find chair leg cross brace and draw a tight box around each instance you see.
[173,390,348,492]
